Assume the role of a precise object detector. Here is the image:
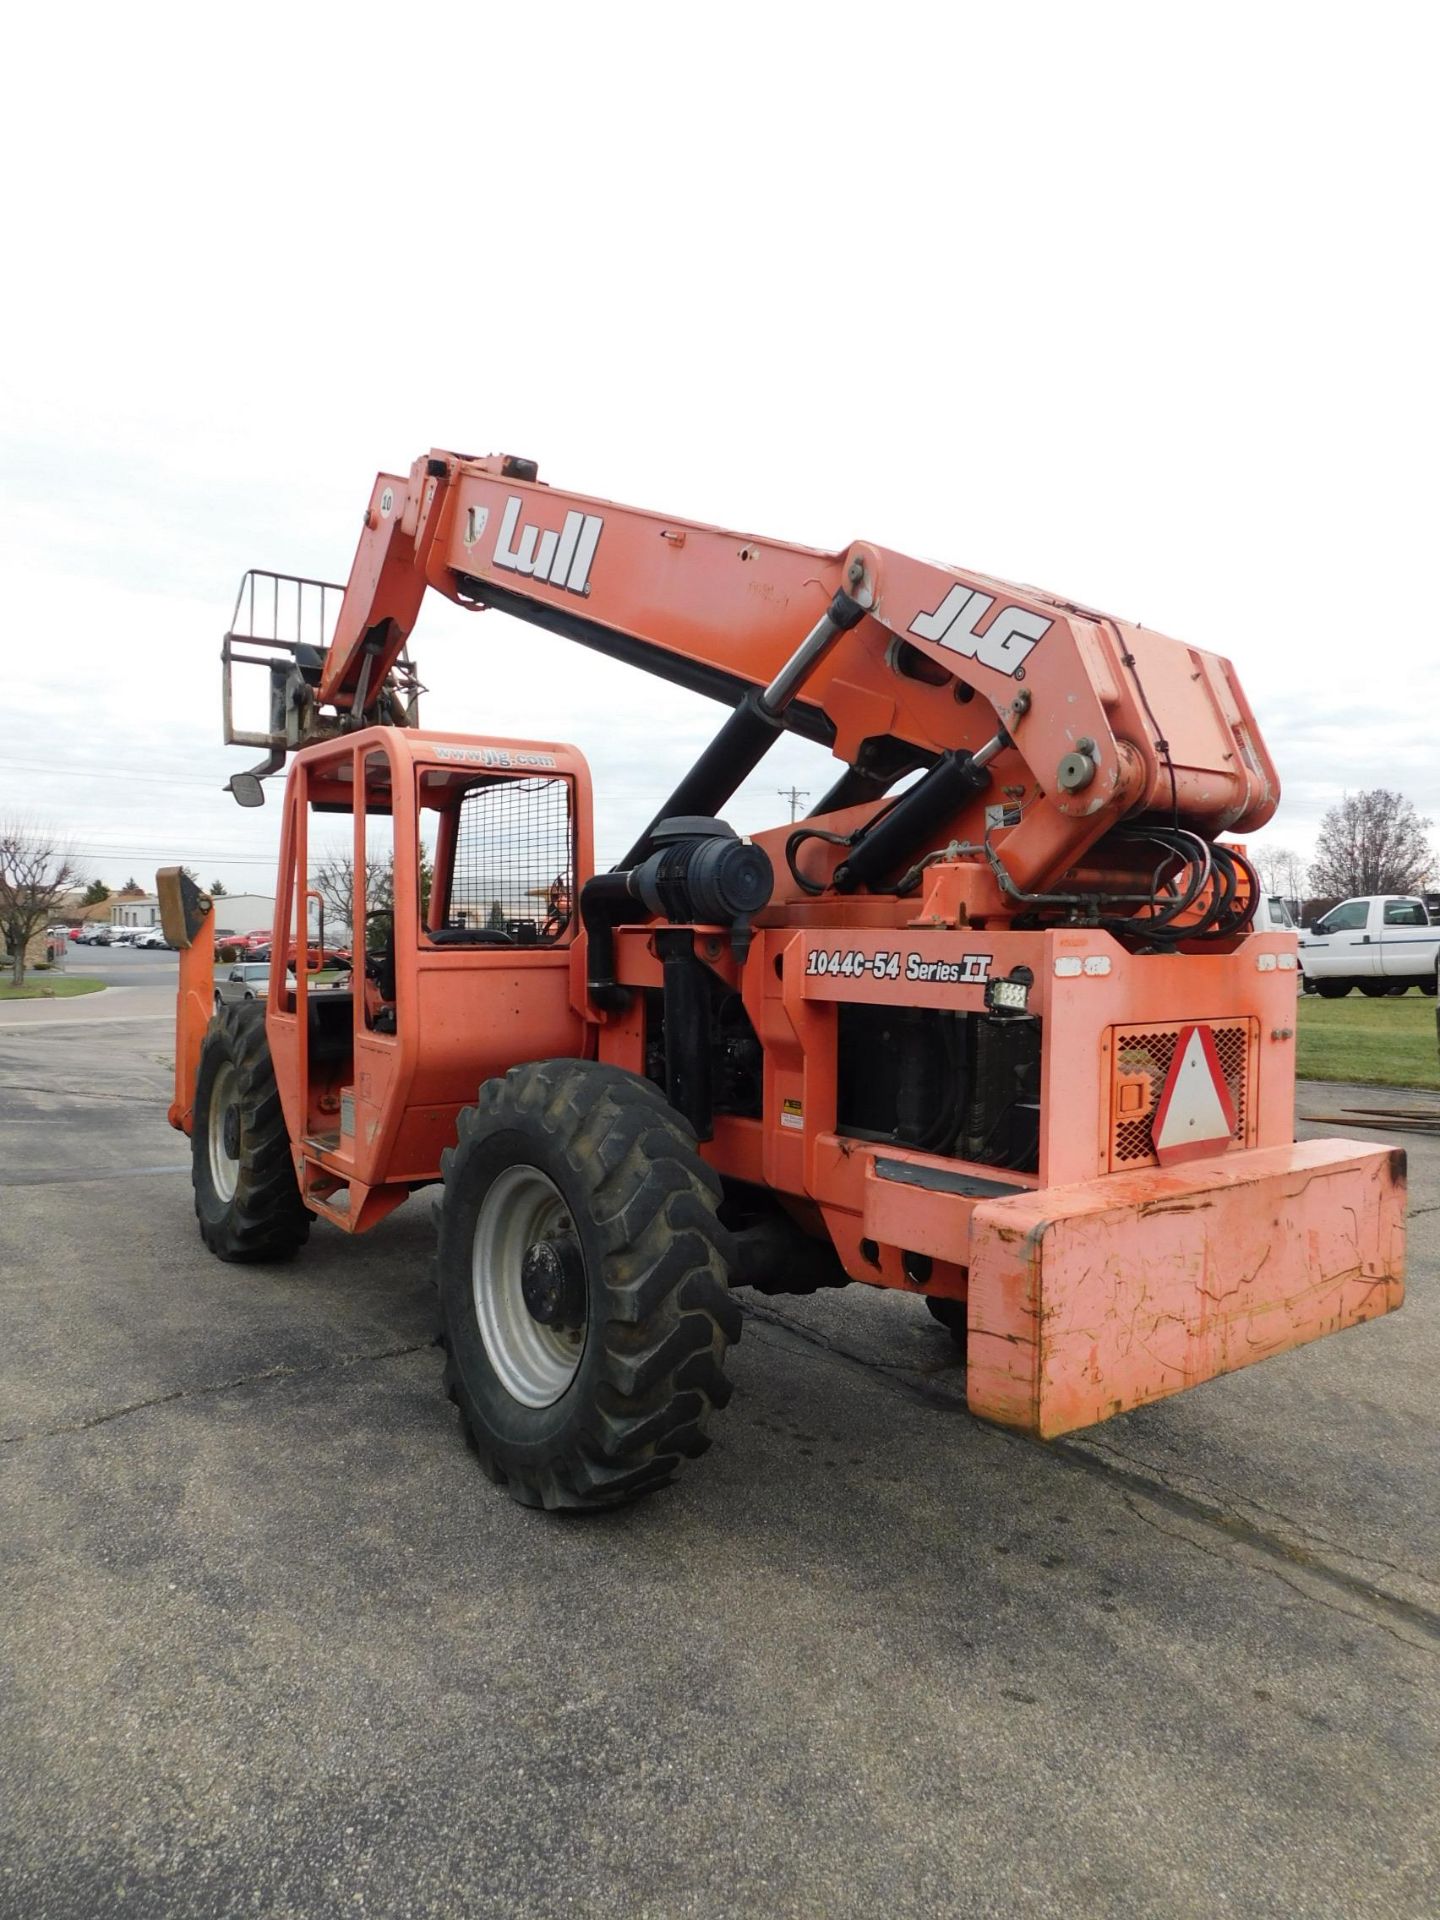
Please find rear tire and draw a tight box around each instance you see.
[925,1297,967,1351]
[1359,981,1393,998]
[192,1002,311,1262]
[1315,980,1353,999]
[437,1060,740,1511]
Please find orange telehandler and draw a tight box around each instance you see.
[160,448,1405,1510]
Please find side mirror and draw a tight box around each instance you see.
[227,771,265,809]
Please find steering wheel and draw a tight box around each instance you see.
[363,908,396,994]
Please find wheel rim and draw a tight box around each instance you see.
[473,1165,586,1407]
[208,1060,241,1202]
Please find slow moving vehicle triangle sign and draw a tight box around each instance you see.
[1151,1024,1237,1166]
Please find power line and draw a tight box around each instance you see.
[1,758,233,792]
[778,785,809,822]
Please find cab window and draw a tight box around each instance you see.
[1383,899,1427,927]
[1316,901,1368,933]
[419,769,575,947]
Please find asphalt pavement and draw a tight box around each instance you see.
[1,977,1436,1919]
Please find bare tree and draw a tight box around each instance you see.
[1251,843,1308,903]
[311,849,433,935]
[312,853,393,934]
[1308,790,1433,900]
[0,822,78,987]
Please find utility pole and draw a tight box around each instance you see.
[778,786,809,823]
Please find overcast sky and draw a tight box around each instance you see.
[2,4,1435,894]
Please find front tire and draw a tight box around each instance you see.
[1315,979,1353,999]
[192,1002,311,1262]
[437,1060,740,1511]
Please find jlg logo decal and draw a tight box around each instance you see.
[909,585,1051,677]
[488,494,604,597]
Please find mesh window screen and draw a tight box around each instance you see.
[449,777,573,941]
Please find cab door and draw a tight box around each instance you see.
[1307,898,1377,978]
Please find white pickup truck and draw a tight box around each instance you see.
[1297,894,1440,997]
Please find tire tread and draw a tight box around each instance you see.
[193,1002,311,1263]
[437,1059,737,1511]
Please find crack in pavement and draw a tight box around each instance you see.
[1116,1491,1440,1657]
[741,1299,967,1399]
[748,1300,1440,1653]
[1,1340,434,1446]
[1059,1442,1440,1652]
[1072,1432,1440,1594]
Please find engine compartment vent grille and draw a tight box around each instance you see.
[1107,1019,1254,1170]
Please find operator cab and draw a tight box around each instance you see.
[265,727,593,1228]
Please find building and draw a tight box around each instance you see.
[53,892,114,931]
[107,891,275,936]
[207,894,275,937]
[111,893,161,928]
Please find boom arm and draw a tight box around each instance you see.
[237,446,1279,902]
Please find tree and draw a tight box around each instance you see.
[1251,844,1308,904]
[0,823,78,987]
[122,876,142,893]
[1309,790,1433,900]
[210,878,229,896]
[81,878,110,905]
[312,849,432,932]
[312,852,393,935]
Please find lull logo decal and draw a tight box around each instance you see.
[492,495,603,596]
[909,584,1051,677]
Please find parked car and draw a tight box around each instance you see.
[214,962,296,1006]
[252,941,350,969]
[133,927,171,949]
[77,925,114,946]
[1297,895,1440,997]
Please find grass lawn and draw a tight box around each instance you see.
[0,975,106,1001]
[1296,987,1440,1089]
